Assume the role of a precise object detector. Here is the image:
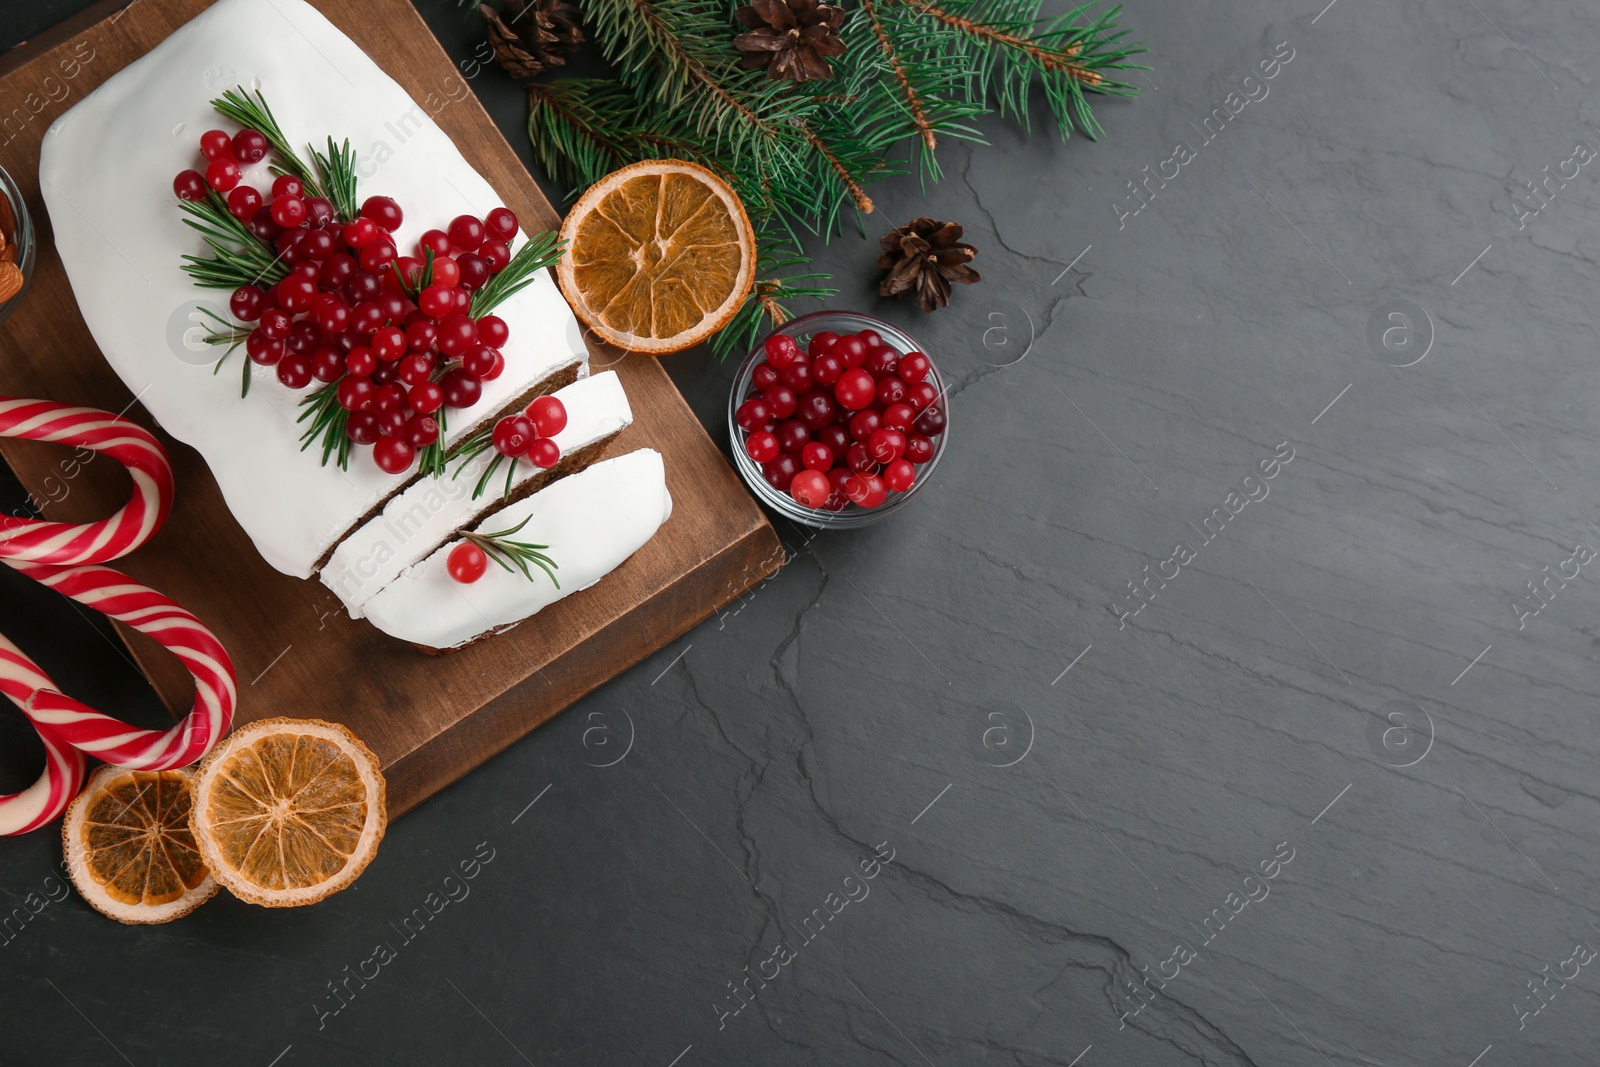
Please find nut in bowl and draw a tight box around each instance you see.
[0,165,33,326]
[729,311,948,528]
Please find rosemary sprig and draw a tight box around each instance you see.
[470,231,565,317]
[391,247,436,303]
[296,382,351,470]
[414,402,450,479]
[195,306,254,398]
[442,422,523,501]
[461,515,559,587]
[178,192,288,290]
[210,88,361,220]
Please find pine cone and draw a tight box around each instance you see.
[877,218,980,312]
[480,0,583,81]
[733,0,847,84]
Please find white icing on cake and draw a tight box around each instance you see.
[38,0,586,579]
[364,449,672,650]
[321,369,634,617]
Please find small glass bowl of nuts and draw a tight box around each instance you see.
[0,164,35,327]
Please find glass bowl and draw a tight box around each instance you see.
[0,165,35,327]
[727,310,949,529]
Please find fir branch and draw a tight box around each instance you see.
[711,238,836,360]
[462,514,560,586]
[859,0,937,150]
[312,137,361,221]
[177,192,289,290]
[470,231,565,316]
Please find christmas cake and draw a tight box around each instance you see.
[39,0,670,649]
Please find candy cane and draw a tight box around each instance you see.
[0,634,86,836]
[10,561,235,770]
[0,398,173,566]
[0,396,235,833]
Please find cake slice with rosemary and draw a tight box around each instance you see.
[321,369,634,618]
[363,449,671,652]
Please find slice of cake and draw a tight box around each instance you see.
[321,369,634,618]
[364,449,672,651]
[39,0,586,580]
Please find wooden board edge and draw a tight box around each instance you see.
[382,518,783,816]
[0,0,131,80]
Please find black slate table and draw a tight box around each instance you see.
[4,1,1599,1064]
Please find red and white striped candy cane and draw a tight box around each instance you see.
[0,396,236,833]
[0,398,173,565]
[9,561,235,769]
[0,634,86,836]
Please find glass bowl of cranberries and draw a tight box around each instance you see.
[729,310,948,528]
[0,165,35,326]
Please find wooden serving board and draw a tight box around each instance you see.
[0,0,780,815]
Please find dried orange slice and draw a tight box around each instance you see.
[557,159,757,355]
[62,765,218,925]
[188,718,386,908]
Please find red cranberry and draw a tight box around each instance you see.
[345,347,377,378]
[775,419,810,454]
[371,326,407,362]
[844,471,887,508]
[314,294,349,334]
[416,229,451,259]
[373,383,407,412]
[377,407,408,438]
[797,390,836,430]
[361,195,404,232]
[230,285,266,322]
[405,319,438,353]
[440,368,482,408]
[296,228,333,262]
[406,415,441,448]
[398,353,435,386]
[857,329,883,348]
[808,331,838,357]
[199,129,234,161]
[277,353,314,390]
[735,398,771,433]
[746,431,779,464]
[337,376,376,411]
[288,259,319,281]
[903,435,935,464]
[205,159,241,192]
[764,334,799,368]
[763,454,801,492]
[869,428,906,464]
[311,345,345,383]
[270,194,306,227]
[913,405,946,436]
[372,436,415,474]
[271,175,304,199]
[430,257,461,289]
[478,239,510,272]
[476,315,509,349]
[258,307,292,340]
[834,369,875,411]
[275,276,316,313]
[387,256,425,295]
[447,543,488,584]
[173,169,207,201]
[801,441,833,472]
[850,410,882,442]
[437,314,478,357]
[863,345,899,378]
[418,283,455,319]
[249,205,283,241]
[456,253,490,291]
[527,396,567,439]
[493,414,537,457]
[227,185,262,221]
[905,381,938,411]
[781,360,813,393]
[834,335,866,367]
[462,345,499,379]
[762,385,798,420]
[811,352,843,386]
[485,206,519,240]
[246,329,284,366]
[341,218,379,249]
[790,470,830,508]
[359,240,398,274]
[231,128,269,163]
[846,442,877,474]
[876,375,906,406]
[346,410,381,445]
[817,424,851,458]
[409,381,445,415]
[752,363,781,390]
[448,214,485,251]
[305,197,335,229]
[880,402,917,432]
[898,351,931,383]
[527,438,561,469]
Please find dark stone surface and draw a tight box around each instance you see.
[3,0,1599,1064]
